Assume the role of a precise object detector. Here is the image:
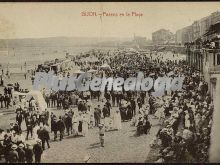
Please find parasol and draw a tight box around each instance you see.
[149,73,155,76]
[70,69,85,74]
[100,63,111,70]
[167,71,174,76]
[87,69,97,73]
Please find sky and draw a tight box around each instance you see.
[0,2,220,40]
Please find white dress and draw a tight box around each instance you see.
[113,109,122,130]
[72,116,79,135]
[33,125,40,140]
[82,115,89,136]
[185,114,190,128]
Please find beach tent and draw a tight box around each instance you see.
[26,90,47,113]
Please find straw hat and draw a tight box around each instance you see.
[11,144,18,150]
[176,132,181,137]
[18,143,24,148]
[173,107,178,111]
[36,139,41,143]
[26,142,31,146]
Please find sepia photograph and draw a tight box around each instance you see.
[0,2,220,163]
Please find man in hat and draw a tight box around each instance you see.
[82,100,87,112]
[136,116,144,136]
[94,104,101,127]
[4,93,10,109]
[44,109,50,126]
[26,116,33,140]
[33,139,43,163]
[17,143,25,163]
[102,104,110,118]
[41,126,50,150]
[130,97,136,117]
[7,144,19,163]
[77,99,84,112]
[0,94,3,108]
[25,143,34,163]
[57,116,65,141]
[0,129,5,156]
[51,115,58,140]
[16,111,23,131]
[65,113,72,136]
[2,133,12,162]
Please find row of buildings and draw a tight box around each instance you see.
[182,12,220,163]
[152,11,220,46]
[151,11,220,163]
[152,29,175,45]
[176,11,220,45]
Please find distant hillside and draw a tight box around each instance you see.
[0,36,132,48]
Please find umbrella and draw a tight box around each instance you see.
[100,63,111,70]
[87,69,97,73]
[71,70,85,74]
[167,71,174,76]
[149,73,155,76]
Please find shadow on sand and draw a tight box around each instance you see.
[87,142,102,149]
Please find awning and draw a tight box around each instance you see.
[203,21,220,37]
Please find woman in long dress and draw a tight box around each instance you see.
[82,113,89,137]
[33,124,40,140]
[72,114,79,136]
[78,113,83,135]
[113,108,122,130]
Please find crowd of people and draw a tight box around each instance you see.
[0,47,214,163]
[154,67,212,163]
[0,82,22,110]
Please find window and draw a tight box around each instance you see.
[214,53,216,65]
[217,54,220,65]
[206,52,208,63]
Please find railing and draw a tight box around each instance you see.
[202,48,220,53]
[209,65,220,73]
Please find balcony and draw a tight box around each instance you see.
[209,65,220,73]
[202,48,220,53]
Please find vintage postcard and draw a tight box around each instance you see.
[0,2,220,163]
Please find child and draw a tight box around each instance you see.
[89,114,95,129]
[99,124,105,147]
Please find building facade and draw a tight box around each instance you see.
[176,11,220,45]
[133,36,147,47]
[210,11,220,25]
[175,26,193,45]
[186,20,220,161]
[192,21,201,41]
[152,29,174,45]
[202,48,220,163]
